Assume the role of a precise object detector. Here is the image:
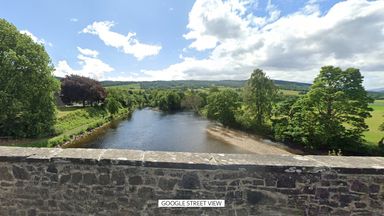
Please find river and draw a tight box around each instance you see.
[67,108,253,154]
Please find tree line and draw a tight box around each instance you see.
[201,67,375,154]
[112,67,376,154]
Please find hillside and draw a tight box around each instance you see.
[100,79,312,91]
[370,87,384,93]
[57,77,384,98]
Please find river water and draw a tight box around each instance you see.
[69,108,251,153]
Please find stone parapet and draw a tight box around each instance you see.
[0,147,383,215]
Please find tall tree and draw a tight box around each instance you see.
[60,75,106,106]
[286,66,373,150]
[243,69,278,128]
[0,19,60,138]
[206,89,240,127]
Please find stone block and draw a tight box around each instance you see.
[83,173,97,185]
[277,175,296,188]
[128,176,142,185]
[12,165,29,180]
[0,167,13,181]
[158,177,177,191]
[179,172,200,189]
[351,180,368,193]
[111,170,125,185]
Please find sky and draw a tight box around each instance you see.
[1,0,384,88]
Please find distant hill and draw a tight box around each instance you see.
[57,77,384,99]
[370,88,384,93]
[100,79,312,91]
[368,91,384,99]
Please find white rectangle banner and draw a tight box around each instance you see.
[158,199,225,208]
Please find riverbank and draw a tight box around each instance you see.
[206,125,303,155]
[0,106,132,148]
[60,111,133,148]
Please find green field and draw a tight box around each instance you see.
[106,83,141,89]
[364,100,384,145]
[280,89,300,96]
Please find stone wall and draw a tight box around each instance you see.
[0,147,383,215]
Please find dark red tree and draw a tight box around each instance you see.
[60,75,107,106]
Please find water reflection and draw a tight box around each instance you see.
[68,108,251,154]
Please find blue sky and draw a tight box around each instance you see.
[1,0,384,88]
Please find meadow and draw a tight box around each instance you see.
[105,83,141,89]
[364,100,384,145]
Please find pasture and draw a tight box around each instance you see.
[105,83,141,89]
[364,100,384,145]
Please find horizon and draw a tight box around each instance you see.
[1,0,384,88]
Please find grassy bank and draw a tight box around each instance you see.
[364,100,384,145]
[12,106,131,148]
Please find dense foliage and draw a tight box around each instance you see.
[206,89,240,127]
[60,75,107,106]
[181,90,204,113]
[118,66,375,154]
[106,88,145,108]
[0,19,60,138]
[243,69,278,128]
[106,98,121,116]
[273,66,373,151]
[145,90,183,111]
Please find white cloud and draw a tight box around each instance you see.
[20,30,53,47]
[183,0,251,51]
[133,0,384,88]
[54,47,114,80]
[77,47,98,58]
[70,18,78,22]
[81,21,162,60]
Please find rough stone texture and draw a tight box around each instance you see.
[0,147,383,215]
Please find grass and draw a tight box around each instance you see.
[57,106,83,118]
[106,83,141,89]
[280,89,300,96]
[54,107,108,134]
[12,106,131,148]
[363,100,384,145]
[13,106,109,147]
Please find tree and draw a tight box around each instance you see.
[379,120,384,146]
[285,66,373,150]
[106,98,121,116]
[60,75,106,106]
[181,91,203,112]
[206,89,240,126]
[0,19,60,138]
[243,69,278,128]
[157,90,182,111]
[271,95,299,141]
[107,88,134,108]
